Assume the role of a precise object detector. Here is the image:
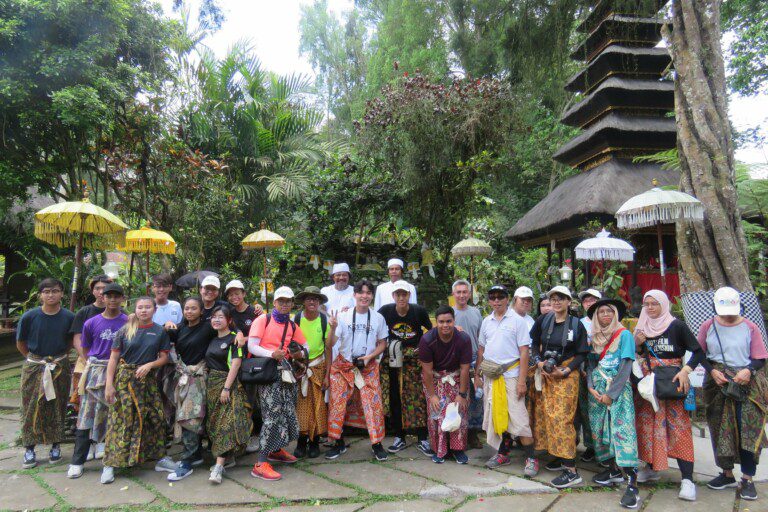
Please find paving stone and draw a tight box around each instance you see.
[646,486,737,511]
[457,493,558,512]
[39,469,158,508]
[227,464,358,500]
[264,504,365,512]
[548,487,649,512]
[360,498,456,512]
[135,468,268,505]
[0,473,57,510]
[310,461,441,496]
[0,416,20,445]
[388,458,533,495]
[0,448,21,470]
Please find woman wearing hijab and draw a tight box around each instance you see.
[633,290,704,501]
[586,299,639,509]
[698,287,768,501]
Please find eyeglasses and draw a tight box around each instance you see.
[549,297,567,303]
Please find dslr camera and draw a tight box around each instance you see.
[352,356,366,369]
[542,350,561,374]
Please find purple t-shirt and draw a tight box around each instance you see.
[418,328,473,372]
[81,313,128,360]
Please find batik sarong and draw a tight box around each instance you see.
[425,370,467,458]
[634,356,694,470]
[69,355,87,412]
[174,360,207,438]
[76,358,110,442]
[297,356,328,439]
[20,353,71,446]
[206,369,251,458]
[158,354,177,434]
[103,362,165,468]
[381,347,427,430]
[256,377,299,455]
[533,357,580,460]
[704,362,768,469]
[328,355,385,444]
[588,366,638,467]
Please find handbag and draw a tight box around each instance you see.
[240,316,292,385]
[712,322,749,402]
[644,344,686,400]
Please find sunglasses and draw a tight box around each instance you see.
[488,295,507,301]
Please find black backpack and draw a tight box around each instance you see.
[294,311,328,341]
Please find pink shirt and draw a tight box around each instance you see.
[697,317,768,367]
[248,314,306,354]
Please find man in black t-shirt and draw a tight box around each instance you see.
[378,281,433,455]
[200,275,227,322]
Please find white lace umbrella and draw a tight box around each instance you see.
[575,229,635,261]
[451,237,493,304]
[615,181,704,292]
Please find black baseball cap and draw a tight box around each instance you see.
[488,284,508,296]
[102,283,125,296]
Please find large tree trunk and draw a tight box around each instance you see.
[664,0,753,293]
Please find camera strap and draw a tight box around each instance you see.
[544,312,570,356]
[351,309,371,357]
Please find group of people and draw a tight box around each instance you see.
[14,258,768,508]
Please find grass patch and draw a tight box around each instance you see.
[0,374,20,392]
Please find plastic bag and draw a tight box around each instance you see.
[441,402,462,432]
[637,373,659,413]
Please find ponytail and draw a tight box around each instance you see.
[126,296,155,339]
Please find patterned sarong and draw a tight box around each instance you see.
[257,376,299,455]
[634,356,694,470]
[103,362,165,468]
[577,372,594,450]
[158,357,177,434]
[704,362,768,469]
[20,354,71,446]
[206,369,251,458]
[533,357,580,460]
[297,356,328,439]
[381,347,427,430]
[588,366,638,467]
[174,360,207,438]
[69,355,87,412]
[328,355,385,444]
[76,358,110,442]
[425,370,467,458]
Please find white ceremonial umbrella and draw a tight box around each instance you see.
[451,236,493,304]
[615,180,704,293]
[575,229,634,289]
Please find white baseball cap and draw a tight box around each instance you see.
[330,262,351,276]
[391,280,411,294]
[387,258,404,269]
[547,285,573,300]
[714,287,740,316]
[200,275,220,289]
[578,288,602,301]
[273,286,295,301]
[514,286,534,299]
[224,279,245,295]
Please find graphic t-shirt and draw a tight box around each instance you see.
[17,307,74,356]
[112,323,171,365]
[81,313,128,360]
[378,303,433,349]
[205,333,245,372]
[230,304,257,335]
[334,308,389,361]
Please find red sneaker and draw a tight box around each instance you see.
[267,448,298,464]
[250,462,282,481]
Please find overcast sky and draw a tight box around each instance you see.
[160,0,766,166]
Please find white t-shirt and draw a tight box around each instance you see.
[581,316,592,344]
[478,308,532,378]
[373,280,417,309]
[321,284,355,314]
[334,308,388,362]
[153,300,182,325]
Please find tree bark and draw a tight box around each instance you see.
[664,0,753,292]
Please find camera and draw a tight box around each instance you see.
[352,356,366,369]
[288,340,303,356]
[542,350,561,374]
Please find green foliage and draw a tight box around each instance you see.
[743,220,768,297]
[722,0,768,96]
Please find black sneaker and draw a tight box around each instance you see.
[593,468,625,486]
[49,444,62,463]
[707,472,738,490]
[293,436,308,459]
[740,479,758,501]
[415,440,435,456]
[324,439,347,460]
[620,485,639,509]
[545,459,564,471]
[372,443,388,461]
[580,448,595,462]
[22,448,36,469]
[307,440,321,459]
[387,437,406,453]
[551,469,582,489]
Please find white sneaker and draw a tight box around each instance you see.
[210,456,235,471]
[209,463,223,484]
[154,456,178,473]
[94,442,105,460]
[67,464,83,479]
[245,436,260,454]
[100,465,115,484]
[86,445,95,461]
[637,465,660,483]
[679,479,697,501]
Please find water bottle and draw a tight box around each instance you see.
[684,387,696,412]
[430,396,446,420]
[475,387,484,400]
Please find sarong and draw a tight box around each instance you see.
[328,355,385,444]
[20,354,71,446]
[297,356,328,439]
[69,355,87,412]
[588,367,638,467]
[381,347,427,430]
[206,369,251,457]
[634,356,694,470]
[76,358,110,442]
[577,371,594,449]
[533,357,580,460]
[103,362,165,468]
[425,370,467,458]
[525,365,543,436]
[158,356,177,434]
[174,360,207,438]
[257,377,299,455]
[704,362,768,469]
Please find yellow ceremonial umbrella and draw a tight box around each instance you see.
[241,221,285,305]
[119,223,176,294]
[34,191,129,310]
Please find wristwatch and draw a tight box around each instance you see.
[458,391,468,399]
[223,387,231,392]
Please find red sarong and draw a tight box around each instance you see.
[328,355,385,444]
[425,370,467,458]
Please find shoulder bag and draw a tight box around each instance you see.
[644,343,686,400]
[240,315,293,385]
